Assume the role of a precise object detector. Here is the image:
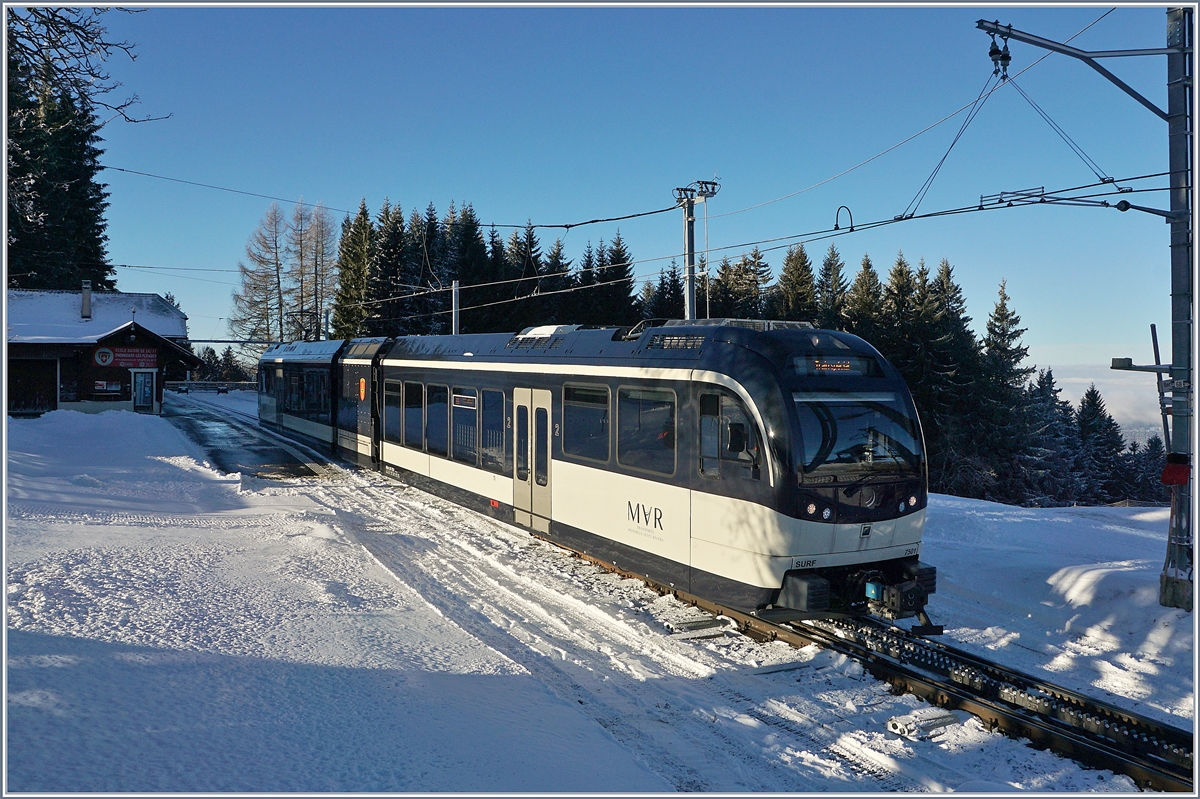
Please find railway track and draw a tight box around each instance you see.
[180,394,1195,792]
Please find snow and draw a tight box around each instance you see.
[7,289,188,343]
[6,398,1194,792]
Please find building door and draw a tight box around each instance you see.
[133,371,155,412]
[513,387,552,533]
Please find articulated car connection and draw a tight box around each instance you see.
[257,318,940,632]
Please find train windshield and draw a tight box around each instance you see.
[793,391,922,476]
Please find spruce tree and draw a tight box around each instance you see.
[708,256,737,319]
[8,87,112,289]
[771,244,817,323]
[448,203,490,333]
[1077,384,1129,503]
[539,237,574,324]
[922,259,987,497]
[361,202,404,335]
[879,251,919,373]
[570,242,599,326]
[814,244,847,330]
[331,199,376,339]
[506,223,542,331]
[978,280,1038,503]
[1023,369,1085,506]
[843,254,883,344]
[653,260,685,319]
[598,231,638,325]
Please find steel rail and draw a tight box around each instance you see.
[583,554,1194,793]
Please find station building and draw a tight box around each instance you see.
[7,282,203,416]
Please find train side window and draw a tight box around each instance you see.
[616,387,676,476]
[480,389,505,474]
[403,381,423,450]
[452,388,478,465]
[426,384,449,457]
[535,407,549,486]
[563,384,609,462]
[699,391,760,480]
[383,380,402,444]
[516,405,529,481]
[699,393,720,477]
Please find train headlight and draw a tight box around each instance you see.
[898,501,906,513]
[821,507,832,521]
[908,495,917,507]
[806,503,817,516]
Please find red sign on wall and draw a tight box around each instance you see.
[94,347,157,368]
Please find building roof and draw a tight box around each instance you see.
[7,289,189,344]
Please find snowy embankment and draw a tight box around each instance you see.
[5,400,1193,792]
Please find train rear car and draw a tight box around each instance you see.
[258,339,347,450]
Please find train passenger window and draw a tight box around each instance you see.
[699,391,760,480]
[452,388,478,465]
[535,407,549,487]
[563,384,609,462]
[516,405,529,481]
[403,381,423,450]
[383,381,402,444]
[616,387,676,476]
[427,385,449,457]
[480,390,505,474]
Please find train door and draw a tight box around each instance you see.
[513,387,552,533]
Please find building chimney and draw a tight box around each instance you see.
[81,280,92,319]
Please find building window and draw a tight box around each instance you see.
[480,389,506,474]
[452,388,478,465]
[404,381,423,449]
[617,387,676,476]
[562,384,609,462]
[426,384,449,457]
[384,380,402,444]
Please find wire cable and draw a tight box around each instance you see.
[1005,76,1112,183]
[103,164,677,233]
[898,71,998,220]
[709,8,1118,221]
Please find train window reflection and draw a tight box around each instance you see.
[793,391,922,475]
[617,387,676,476]
[427,385,449,457]
[563,384,609,462]
[383,380,402,444]
[452,388,478,465]
[480,390,505,474]
[403,381,423,450]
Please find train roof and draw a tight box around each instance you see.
[378,318,885,373]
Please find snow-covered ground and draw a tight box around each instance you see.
[5,394,1193,792]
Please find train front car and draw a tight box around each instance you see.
[713,323,939,633]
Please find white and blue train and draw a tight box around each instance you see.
[257,318,939,631]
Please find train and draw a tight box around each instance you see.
[257,317,941,634]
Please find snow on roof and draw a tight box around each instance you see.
[7,289,189,344]
[261,339,346,363]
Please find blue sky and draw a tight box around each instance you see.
[96,5,1176,427]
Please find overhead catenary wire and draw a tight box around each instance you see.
[103,164,677,234]
[708,7,1118,221]
[898,70,999,220]
[360,171,1169,322]
[1005,76,1112,183]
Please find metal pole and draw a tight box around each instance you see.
[683,198,696,320]
[452,280,460,336]
[1152,324,1171,446]
[1161,7,1192,610]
